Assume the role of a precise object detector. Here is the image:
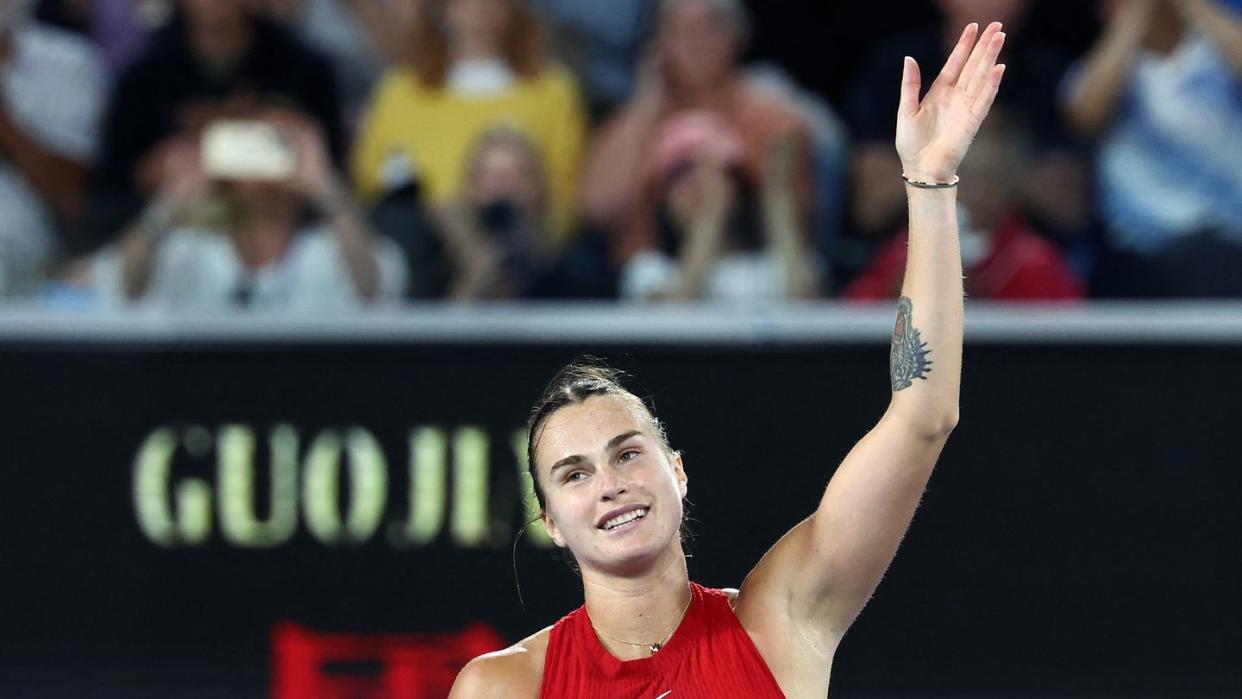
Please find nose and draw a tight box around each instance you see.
[597,464,629,501]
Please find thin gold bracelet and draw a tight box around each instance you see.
[901,174,960,189]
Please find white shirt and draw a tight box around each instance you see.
[92,224,408,312]
[1066,34,1242,252]
[620,249,790,304]
[446,59,516,97]
[0,22,105,296]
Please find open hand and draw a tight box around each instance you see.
[263,109,336,200]
[896,22,1007,182]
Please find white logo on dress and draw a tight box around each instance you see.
[655,692,672,699]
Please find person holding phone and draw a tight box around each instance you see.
[450,21,1007,697]
[433,126,555,301]
[87,109,406,311]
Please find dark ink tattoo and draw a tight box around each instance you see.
[890,296,933,391]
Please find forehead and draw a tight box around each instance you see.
[535,395,650,469]
[663,0,731,28]
[479,145,534,171]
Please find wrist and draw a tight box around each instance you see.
[311,177,353,217]
[901,171,959,189]
[900,164,957,182]
[138,197,180,240]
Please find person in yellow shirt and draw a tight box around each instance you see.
[351,0,586,244]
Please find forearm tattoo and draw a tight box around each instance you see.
[890,296,933,391]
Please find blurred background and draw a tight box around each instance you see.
[0,0,1239,696]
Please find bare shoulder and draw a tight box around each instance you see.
[448,627,551,699]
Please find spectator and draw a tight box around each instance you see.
[618,111,818,303]
[85,0,343,255]
[1063,0,1242,297]
[845,110,1085,302]
[86,109,405,310]
[845,0,1091,253]
[351,0,586,242]
[529,0,657,119]
[435,126,552,300]
[0,0,105,297]
[340,0,421,67]
[579,0,814,264]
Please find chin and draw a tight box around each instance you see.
[586,526,678,576]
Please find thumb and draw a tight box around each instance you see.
[899,56,921,119]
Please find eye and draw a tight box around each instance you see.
[619,449,640,462]
[564,470,587,483]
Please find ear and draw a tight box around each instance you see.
[670,451,688,499]
[541,510,567,548]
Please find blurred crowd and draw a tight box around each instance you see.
[0,0,1239,311]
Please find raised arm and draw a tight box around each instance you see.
[739,23,1006,645]
[114,137,208,300]
[1173,0,1242,76]
[279,114,385,302]
[1062,1,1155,137]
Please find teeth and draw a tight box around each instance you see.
[604,508,647,530]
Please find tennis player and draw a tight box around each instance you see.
[450,21,1008,698]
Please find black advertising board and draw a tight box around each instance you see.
[1,329,1239,696]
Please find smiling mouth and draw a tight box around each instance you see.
[601,508,648,531]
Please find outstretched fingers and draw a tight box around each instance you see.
[964,28,1006,101]
[958,22,1003,94]
[972,63,1006,119]
[931,23,979,91]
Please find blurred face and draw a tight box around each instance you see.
[659,0,740,92]
[180,0,253,29]
[227,179,300,225]
[534,395,688,576]
[937,0,1030,29]
[468,143,542,214]
[445,0,512,46]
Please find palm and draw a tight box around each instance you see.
[896,23,1007,181]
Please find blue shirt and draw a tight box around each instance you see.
[1067,34,1242,253]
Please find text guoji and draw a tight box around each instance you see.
[132,423,552,548]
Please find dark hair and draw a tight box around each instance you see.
[526,360,672,513]
[518,359,693,582]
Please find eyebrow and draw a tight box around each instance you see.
[548,430,644,475]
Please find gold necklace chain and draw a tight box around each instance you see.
[590,587,694,655]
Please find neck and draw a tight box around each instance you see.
[188,19,253,67]
[580,544,692,661]
[453,35,503,64]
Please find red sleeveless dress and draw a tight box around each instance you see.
[539,582,786,698]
